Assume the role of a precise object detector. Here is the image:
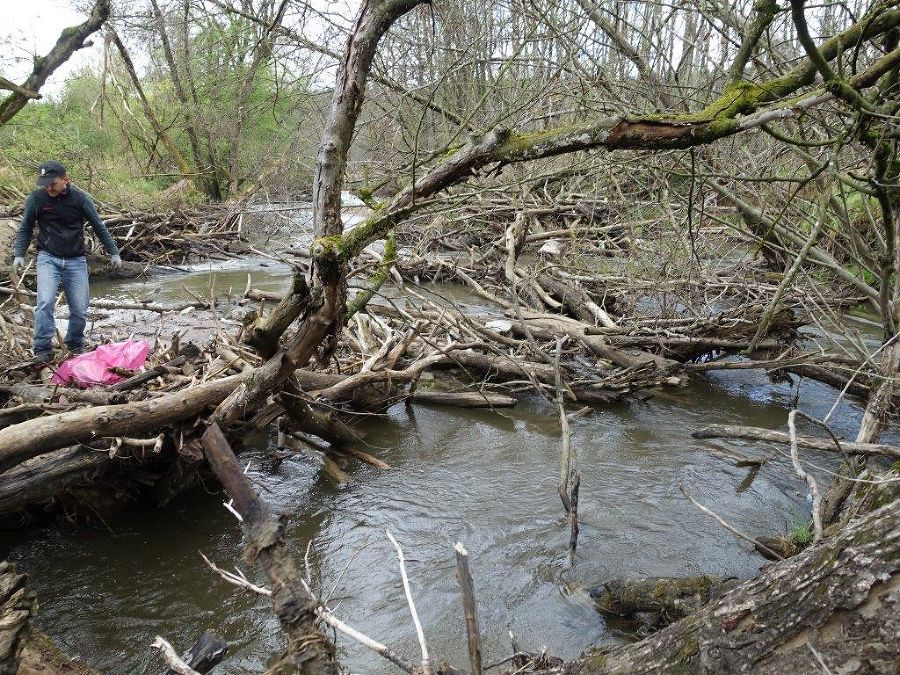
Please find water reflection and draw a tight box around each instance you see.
[2,363,871,673]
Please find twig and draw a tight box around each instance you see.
[680,484,784,560]
[385,530,432,675]
[200,552,271,596]
[788,410,823,543]
[150,636,201,675]
[806,641,835,675]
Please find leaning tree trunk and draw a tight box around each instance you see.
[212,0,428,424]
[546,497,900,674]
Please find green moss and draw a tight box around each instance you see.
[313,234,345,256]
[703,81,768,118]
[441,142,465,157]
[344,231,397,320]
[755,0,778,16]
[356,186,374,205]
[582,651,608,672]
[505,125,584,154]
[678,637,700,660]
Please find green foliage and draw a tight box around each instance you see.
[1,9,316,205]
[845,263,879,286]
[842,189,879,226]
[791,521,813,547]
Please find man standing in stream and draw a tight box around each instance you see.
[11,161,123,364]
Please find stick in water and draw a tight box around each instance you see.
[386,530,432,675]
[454,542,483,675]
[569,473,581,553]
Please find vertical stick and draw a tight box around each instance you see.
[568,473,581,554]
[454,542,483,675]
[555,337,573,512]
[787,410,823,542]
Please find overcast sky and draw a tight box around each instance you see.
[1,0,104,96]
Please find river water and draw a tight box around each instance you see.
[0,209,885,674]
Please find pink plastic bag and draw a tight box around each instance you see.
[51,340,150,388]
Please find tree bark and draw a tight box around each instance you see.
[546,498,900,674]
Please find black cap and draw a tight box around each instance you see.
[36,161,67,187]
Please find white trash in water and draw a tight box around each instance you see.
[539,239,564,256]
[485,319,513,333]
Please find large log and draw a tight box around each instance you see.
[538,497,900,674]
[0,374,247,473]
[0,447,110,524]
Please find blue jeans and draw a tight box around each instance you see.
[34,251,89,353]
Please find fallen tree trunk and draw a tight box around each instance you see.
[0,374,247,473]
[539,497,900,674]
[201,423,338,675]
[693,423,900,459]
[0,447,111,525]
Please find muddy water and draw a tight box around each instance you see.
[0,212,887,673]
[3,355,877,672]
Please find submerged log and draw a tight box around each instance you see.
[588,576,739,623]
[410,390,517,407]
[200,423,338,675]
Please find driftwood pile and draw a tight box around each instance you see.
[0,190,887,526]
[1,200,245,269]
[0,193,898,671]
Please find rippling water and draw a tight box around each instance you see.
[2,365,877,673]
[2,207,886,673]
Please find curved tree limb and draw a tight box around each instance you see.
[0,0,110,126]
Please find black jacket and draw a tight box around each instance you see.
[14,186,119,259]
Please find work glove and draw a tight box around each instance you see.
[110,254,123,270]
[12,256,24,274]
